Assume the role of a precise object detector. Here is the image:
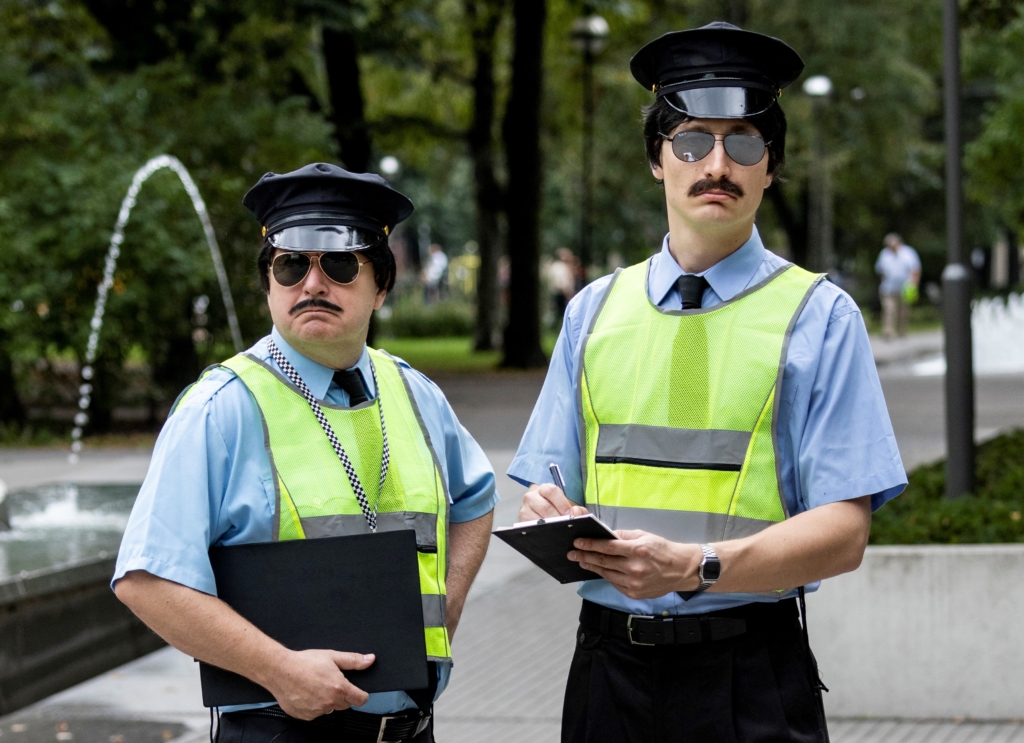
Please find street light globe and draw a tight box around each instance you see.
[803,75,833,97]
[571,14,609,55]
[379,156,401,175]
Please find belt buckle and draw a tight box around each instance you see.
[376,714,398,743]
[626,614,656,646]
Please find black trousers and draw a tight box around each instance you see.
[217,710,434,743]
[562,599,829,743]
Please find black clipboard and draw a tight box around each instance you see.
[199,529,429,707]
[492,513,618,584]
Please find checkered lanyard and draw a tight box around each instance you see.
[267,339,390,531]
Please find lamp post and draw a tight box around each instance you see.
[802,74,834,274]
[942,0,975,498]
[571,12,608,272]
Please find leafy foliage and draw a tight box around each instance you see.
[871,429,1024,544]
[0,0,335,425]
[2,0,1023,427]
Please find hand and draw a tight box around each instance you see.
[262,649,374,720]
[568,530,703,599]
[519,483,589,521]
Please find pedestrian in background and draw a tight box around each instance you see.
[548,248,579,322]
[875,232,921,339]
[422,243,448,303]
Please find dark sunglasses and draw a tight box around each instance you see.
[271,252,370,288]
[660,130,769,167]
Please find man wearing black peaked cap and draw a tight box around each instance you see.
[509,23,907,742]
[113,163,498,743]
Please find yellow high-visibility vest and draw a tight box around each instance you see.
[179,347,451,662]
[580,260,821,544]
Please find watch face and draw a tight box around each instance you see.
[702,559,722,581]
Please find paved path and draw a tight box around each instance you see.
[4,571,1022,743]
[3,333,1024,740]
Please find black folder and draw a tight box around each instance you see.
[493,513,618,584]
[199,529,429,707]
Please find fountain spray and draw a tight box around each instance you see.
[69,155,243,464]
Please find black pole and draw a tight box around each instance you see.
[580,45,594,271]
[942,0,975,498]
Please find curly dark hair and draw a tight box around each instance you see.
[641,97,787,180]
[257,239,397,294]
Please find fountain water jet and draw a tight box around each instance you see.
[910,293,1024,376]
[69,155,243,463]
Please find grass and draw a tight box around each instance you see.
[375,334,558,373]
[375,337,502,373]
[0,424,158,449]
[870,428,1024,544]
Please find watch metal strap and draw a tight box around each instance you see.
[696,543,718,593]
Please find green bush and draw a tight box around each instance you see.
[377,301,475,339]
[870,429,1024,544]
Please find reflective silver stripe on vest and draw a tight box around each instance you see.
[300,511,438,548]
[422,594,446,628]
[596,424,751,471]
[594,505,775,542]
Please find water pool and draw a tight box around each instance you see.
[0,483,139,581]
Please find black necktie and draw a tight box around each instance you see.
[677,275,709,310]
[333,369,369,406]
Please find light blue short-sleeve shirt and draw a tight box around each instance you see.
[114,327,499,713]
[508,227,906,616]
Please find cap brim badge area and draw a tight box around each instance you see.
[267,225,383,253]
[661,84,779,119]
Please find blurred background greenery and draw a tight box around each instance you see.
[2,0,1024,439]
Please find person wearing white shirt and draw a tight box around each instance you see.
[875,232,921,339]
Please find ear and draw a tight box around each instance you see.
[374,289,388,311]
[763,169,774,190]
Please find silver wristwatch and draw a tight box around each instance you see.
[696,543,721,593]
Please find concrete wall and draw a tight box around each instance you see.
[807,544,1024,720]
[0,556,165,716]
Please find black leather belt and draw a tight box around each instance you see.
[233,704,430,743]
[580,599,748,646]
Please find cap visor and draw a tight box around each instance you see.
[268,225,382,253]
[663,86,776,118]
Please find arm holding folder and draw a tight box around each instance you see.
[116,570,374,718]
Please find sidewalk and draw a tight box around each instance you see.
[3,567,1021,743]
[869,329,942,367]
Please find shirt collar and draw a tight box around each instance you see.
[649,225,767,305]
[269,327,373,400]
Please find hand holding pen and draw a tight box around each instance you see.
[517,462,590,522]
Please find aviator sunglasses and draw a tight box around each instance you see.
[660,130,769,167]
[271,251,370,287]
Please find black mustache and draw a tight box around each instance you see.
[289,298,342,315]
[688,178,745,198]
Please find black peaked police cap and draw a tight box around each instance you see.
[630,22,805,119]
[243,162,414,241]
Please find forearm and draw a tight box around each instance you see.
[710,495,872,594]
[444,510,493,639]
[115,570,286,688]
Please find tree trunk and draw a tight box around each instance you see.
[0,331,25,430]
[725,0,748,26]
[86,355,121,434]
[501,0,547,368]
[1007,227,1020,287]
[323,28,372,174]
[466,0,504,351]
[765,182,809,267]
